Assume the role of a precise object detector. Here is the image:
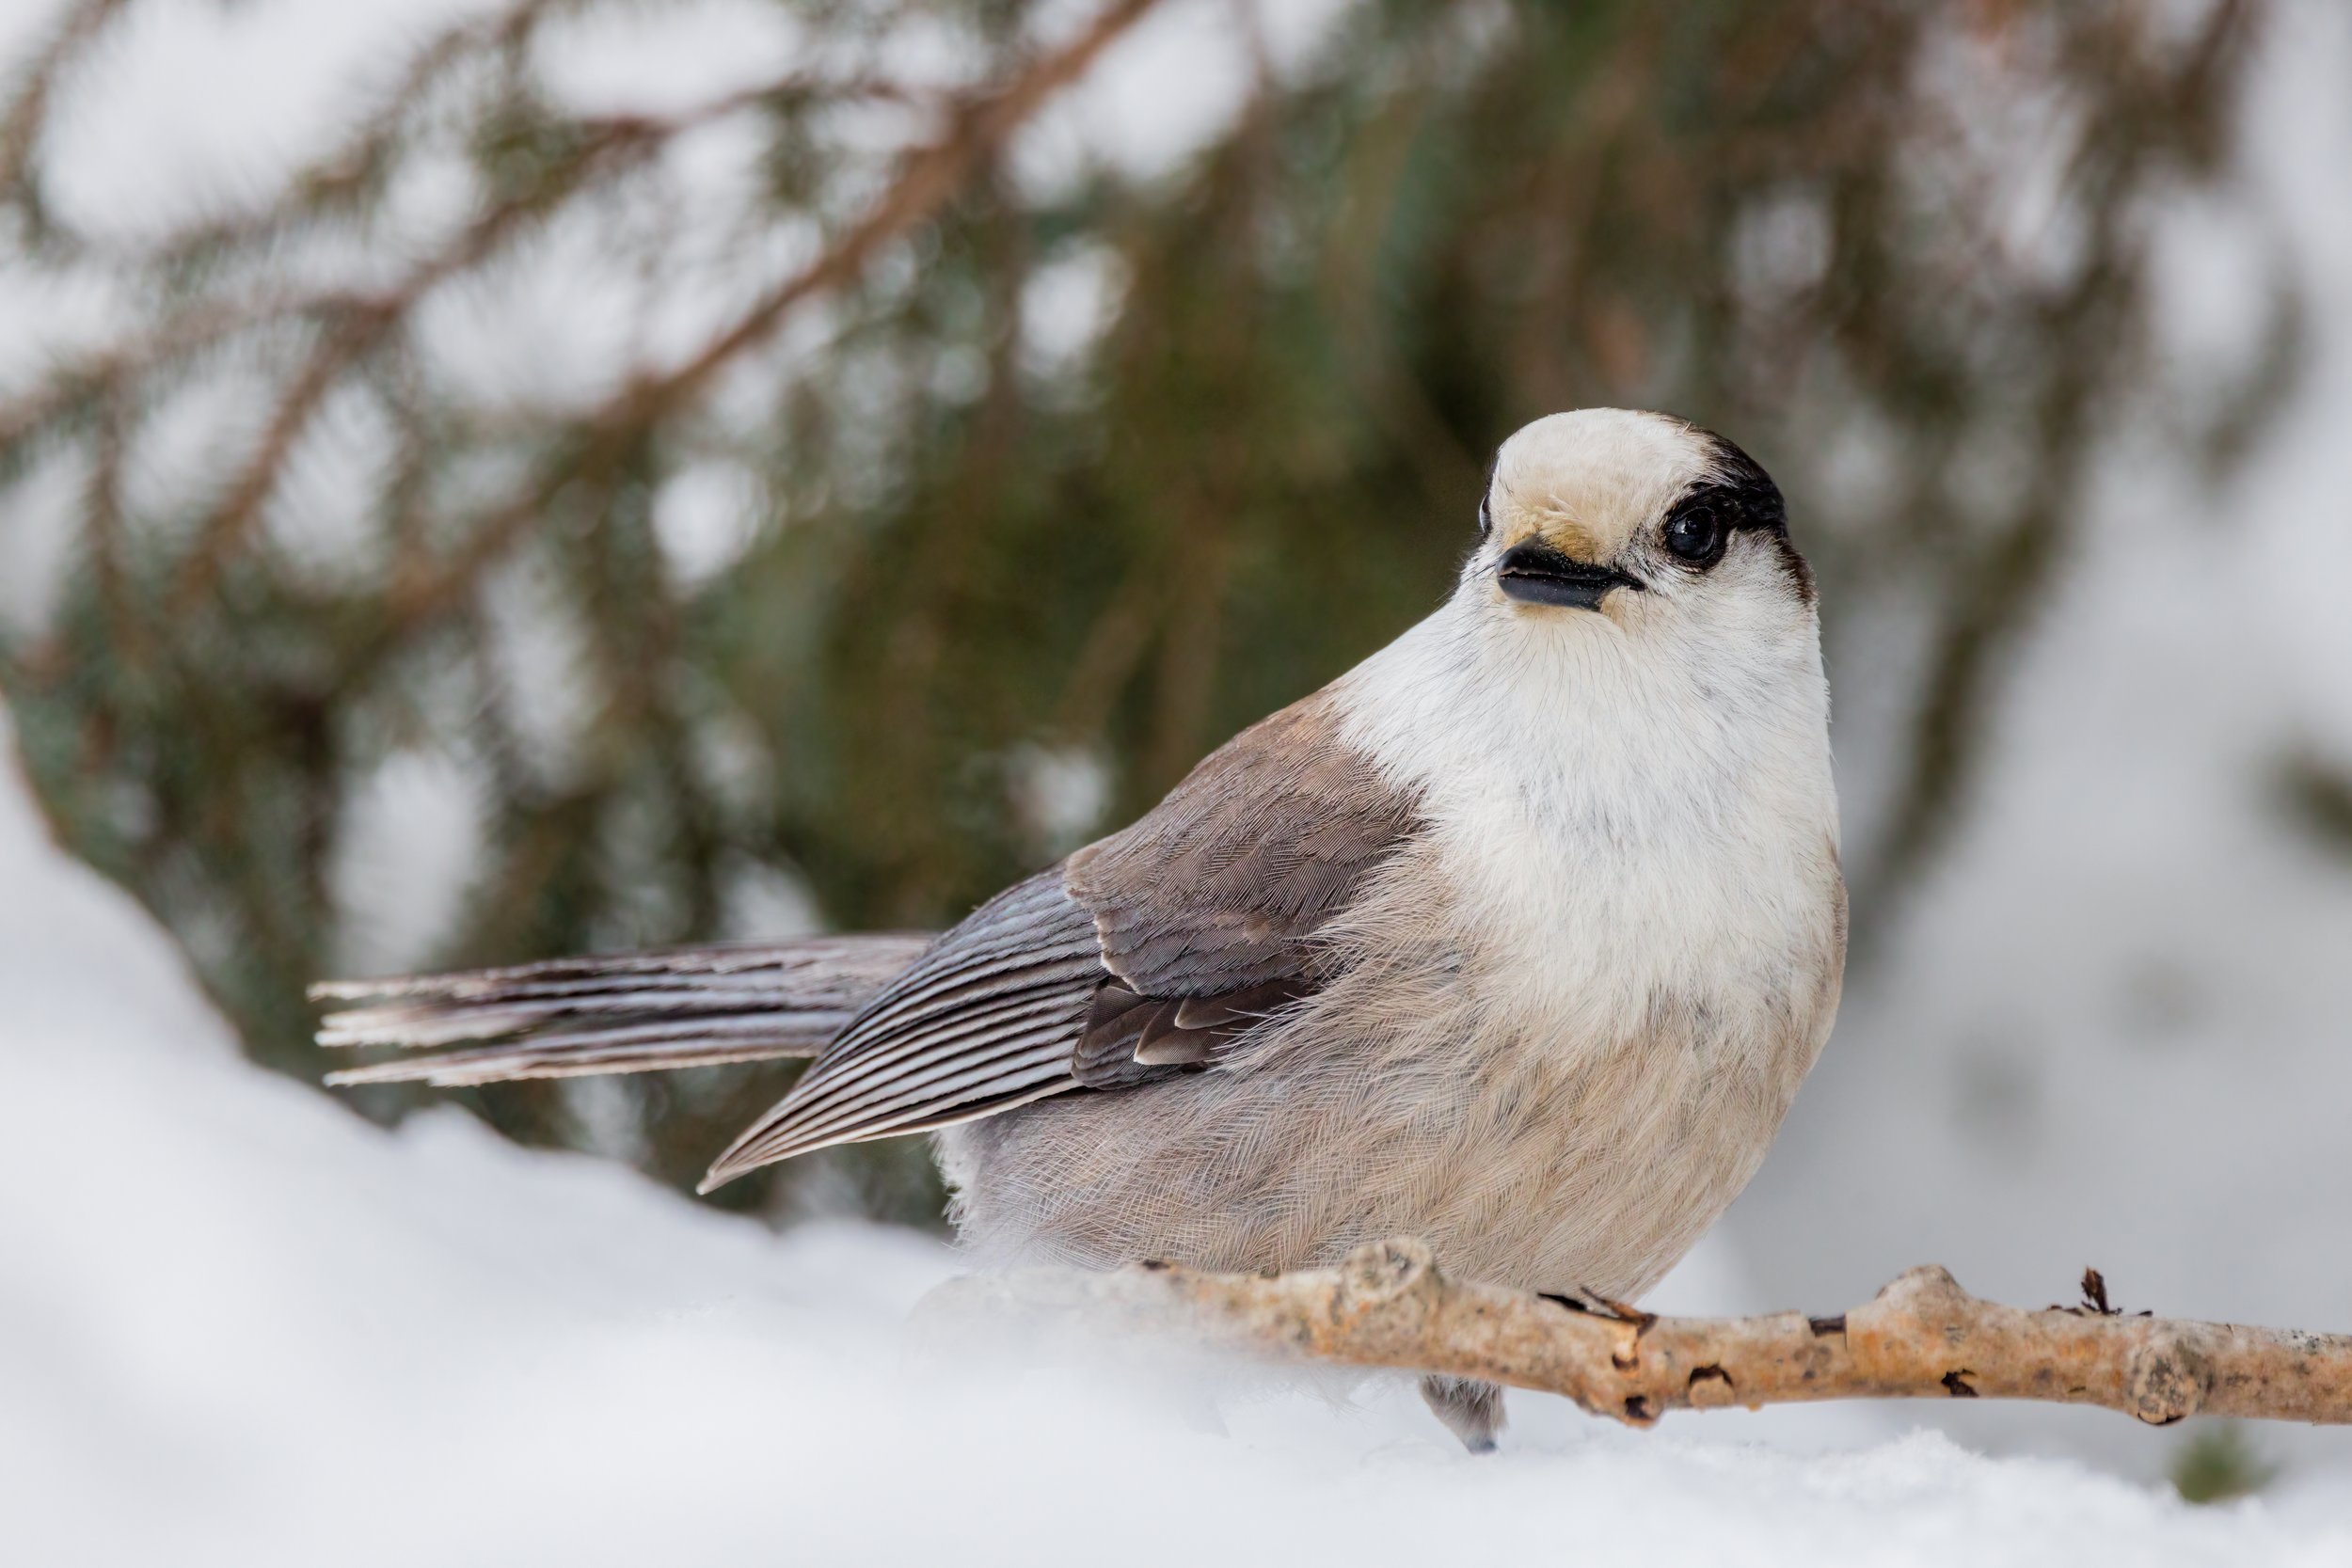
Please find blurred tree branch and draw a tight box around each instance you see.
[0,0,128,220]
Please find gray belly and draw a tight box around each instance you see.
[935,990,1811,1298]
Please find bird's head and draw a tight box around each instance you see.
[1464,409,1814,646]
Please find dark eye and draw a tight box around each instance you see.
[1663,506,1724,564]
[1477,493,1493,537]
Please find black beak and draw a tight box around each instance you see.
[1496,542,1645,610]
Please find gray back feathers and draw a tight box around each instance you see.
[701,690,1424,1186]
[317,689,1429,1195]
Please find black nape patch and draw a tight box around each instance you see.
[1683,427,1816,606]
[1695,433,1788,532]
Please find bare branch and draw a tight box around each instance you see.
[621,0,1165,421]
[0,11,957,581]
[932,1238,2352,1430]
[158,120,649,612]
[363,0,1165,651]
[0,0,129,214]
[0,91,703,462]
[129,0,567,270]
[145,73,944,611]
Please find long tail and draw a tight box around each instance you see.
[312,934,931,1087]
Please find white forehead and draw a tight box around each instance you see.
[1490,409,1722,544]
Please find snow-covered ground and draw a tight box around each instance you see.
[4,700,2346,1568]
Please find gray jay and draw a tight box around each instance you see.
[318,407,1846,1451]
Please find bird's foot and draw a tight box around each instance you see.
[1419,1373,1505,1454]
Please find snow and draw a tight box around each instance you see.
[3,702,2348,1567]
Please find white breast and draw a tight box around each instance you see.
[1314,589,1845,1292]
[1346,592,1832,1006]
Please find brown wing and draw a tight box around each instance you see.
[1061,689,1423,1084]
[699,690,1423,1189]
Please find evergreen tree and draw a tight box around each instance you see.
[0,0,2294,1219]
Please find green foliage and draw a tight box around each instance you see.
[2171,1422,2280,1505]
[0,0,2296,1214]
[2277,752,2352,858]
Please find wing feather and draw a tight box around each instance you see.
[767,996,1082,1129]
[697,690,1426,1191]
[698,875,1096,1188]
[775,1039,1076,1150]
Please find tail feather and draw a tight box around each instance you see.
[313,934,930,1088]
[316,989,850,1049]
